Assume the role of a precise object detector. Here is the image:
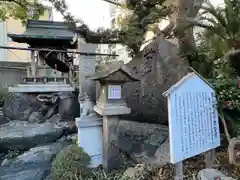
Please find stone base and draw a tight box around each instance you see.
[197,168,236,180]
[9,84,74,93]
[75,117,103,168]
[94,103,131,116]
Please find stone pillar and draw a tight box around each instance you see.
[77,38,97,101]
[94,103,131,171]
[30,50,36,77]
[102,116,120,169]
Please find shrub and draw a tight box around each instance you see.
[85,168,127,180]
[51,144,91,180]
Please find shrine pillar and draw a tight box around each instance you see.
[30,50,36,77]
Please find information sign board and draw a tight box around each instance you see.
[165,74,220,163]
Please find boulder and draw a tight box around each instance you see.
[197,168,236,180]
[124,167,142,179]
[0,163,51,180]
[0,108,8,126]
[1,142,69,166]
[0,142,70,180]
[46,114,61,123]
[3,93,41,121]
[58,92,79,121]
[28,111,45,123]
[44,175,52,180]
[122,36,189,124]
[118,120,169,166]
[0,120,76,151]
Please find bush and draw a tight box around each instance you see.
[51,144,91,180]
[85,168,127,180]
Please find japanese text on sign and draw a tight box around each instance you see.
[108,85,121,99]
[169,91,220,163]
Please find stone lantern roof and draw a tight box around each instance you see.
[88,62,140,83]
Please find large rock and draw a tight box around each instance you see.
[58,92,79,121]
[1,142,68,166]
[0,163,51,180]
[118,120,169,165]
[0,142,69,180]
[28,111,45,123]
[3,93,41,121]
[0,108,8,126]
[197,168,236,180]
[122,36,189,124]
[0,120,76,151]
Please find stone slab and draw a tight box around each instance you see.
[9,84,74,93]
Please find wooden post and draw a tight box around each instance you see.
[204,149,215,168]
[174,161,184,180]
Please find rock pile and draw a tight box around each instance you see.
[0,92,78,180]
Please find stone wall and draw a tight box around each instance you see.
[0,61,28,87]
[122,36,189,124]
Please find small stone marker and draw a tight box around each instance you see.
[163,71,221,179]
[89,64,140,171]
[198,168,236,180]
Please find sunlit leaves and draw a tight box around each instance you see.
[187,0,240,49]
[0,0,45,24]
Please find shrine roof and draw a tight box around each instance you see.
[8,20,76,46]
[88,62,140,82]
[162,67,213,97]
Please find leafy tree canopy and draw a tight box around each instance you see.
[72,0,171,56]
[187,0,240,49]
[0,0,45,24]
[0,0,171,55]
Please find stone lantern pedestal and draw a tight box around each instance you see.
[75,115,103,168]
[94,102,130,170]
[89,64,140,171]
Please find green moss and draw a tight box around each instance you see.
[5,149,20,159]
[51,144,91,180]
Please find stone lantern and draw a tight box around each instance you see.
[89,63,140,171]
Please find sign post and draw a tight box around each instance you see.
[163,72,221,179]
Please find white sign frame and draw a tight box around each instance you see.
[108,85,121,100]
[165,74,220,164]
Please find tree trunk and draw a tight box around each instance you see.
[175,0,204,57]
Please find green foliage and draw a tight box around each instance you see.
[71,0,171,56]
[85,169,127,180]
[195,32,240,136]
[0,0,45,24]
[115,0,170,55]
[47,0,75,23]
[188,0,240,49]
[185,0,240,136]
[0,0,74,25]
[51,144,91,180]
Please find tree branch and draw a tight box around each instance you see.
[0,0,28,8]
[101,0,124,7]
